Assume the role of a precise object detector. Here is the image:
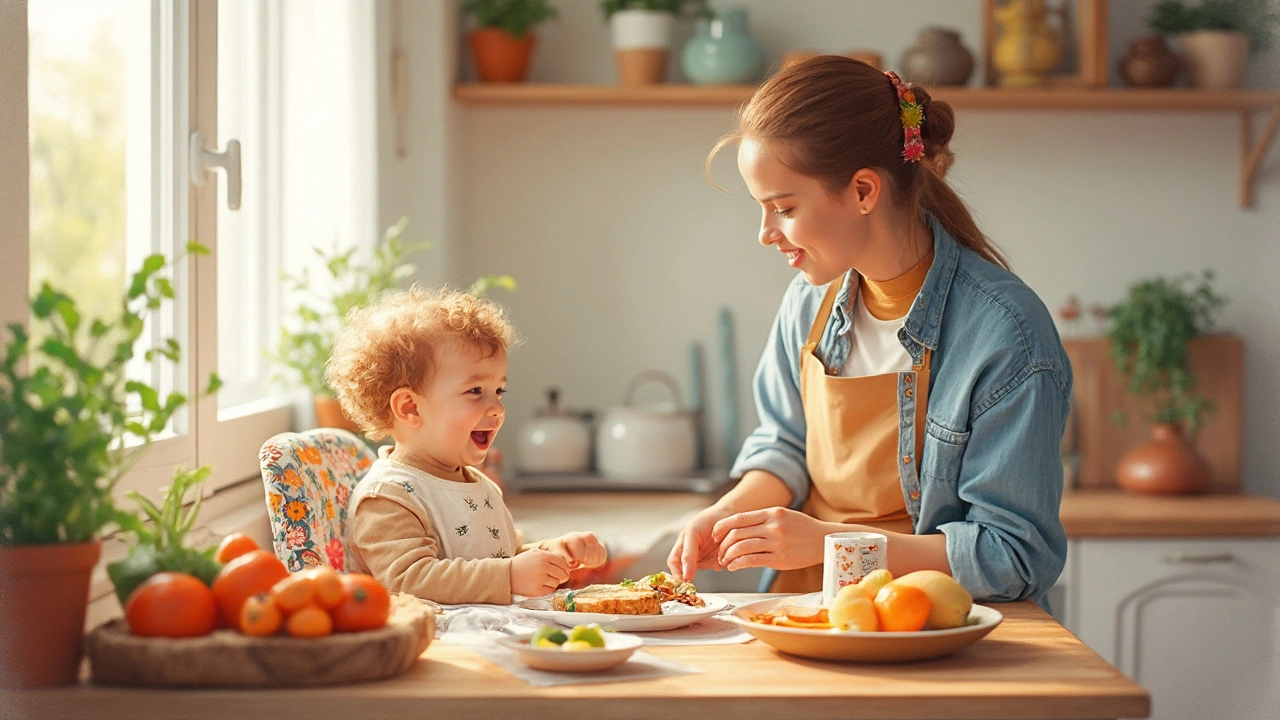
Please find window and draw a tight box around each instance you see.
[8,0,377,503]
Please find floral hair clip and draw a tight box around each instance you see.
[885,71,924,163]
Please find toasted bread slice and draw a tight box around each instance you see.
[553,584,663,615]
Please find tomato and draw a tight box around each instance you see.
[330,573,391,632]
[214,532,260,564]
[124,572,217,638]
[239,592,283,637]
[211,549,290,627]
[285,604,333,638]
[303,567,344,609]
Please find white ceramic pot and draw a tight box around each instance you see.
[596,370,696,479]
[517,389,591,474]
[610,9,674,51]
[1181,30,1249,89]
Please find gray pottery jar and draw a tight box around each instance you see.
[900,28,975,86]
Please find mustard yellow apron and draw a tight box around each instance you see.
[770,279,929,594]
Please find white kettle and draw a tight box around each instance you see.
[596,370,697,479]
[516,388,592,475]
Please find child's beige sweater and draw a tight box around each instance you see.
[347,457,542,605]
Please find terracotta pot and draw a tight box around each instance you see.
[1119,35,1181,88]
[469,28,536,83]
[1181,30,1249,89]
[314,395,361,433]
[1115,423,1211,494]
[0,540,101,687]
[615,48,668,85]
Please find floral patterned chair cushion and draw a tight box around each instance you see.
[258,428,375,573]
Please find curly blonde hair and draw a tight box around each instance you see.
[326,286,516,441]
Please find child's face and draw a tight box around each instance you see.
[406,340,507,473]
[738,137,863,286]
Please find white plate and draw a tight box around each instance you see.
[496,632,643,672]
[515,594,730,632]
[724,592,1003,663]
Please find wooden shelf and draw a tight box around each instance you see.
[453,83,1280,207]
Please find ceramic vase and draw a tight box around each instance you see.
[900,28,975,86]
[1181,30,1250,89]
[1118,35,1181,88]
[469,28,536,83]
[992,0,1063,87]
[681,7,765,85]
[0,540,102,687]
[1115,423,1211,495]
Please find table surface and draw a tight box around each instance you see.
[2,595,1149,720]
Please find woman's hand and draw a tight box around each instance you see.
[667,504,737,582]
[713,507,832,572]
[543,532,608,570]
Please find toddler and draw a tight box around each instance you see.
[328,286,606,604]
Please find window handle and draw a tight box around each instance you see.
[189,131,242,211]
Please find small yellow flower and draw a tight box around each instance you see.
[901,105,922,128]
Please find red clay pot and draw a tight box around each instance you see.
[0,540,101,687]
[470,28,536,83]
[1115,423,1211,494]
[314,395,361,433]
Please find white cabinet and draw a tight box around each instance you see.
[1071,538,1280,720]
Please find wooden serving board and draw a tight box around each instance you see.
[85,594,435,688]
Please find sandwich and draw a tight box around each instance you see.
[553,584,663,615]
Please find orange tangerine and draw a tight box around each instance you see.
[872,583,931,632]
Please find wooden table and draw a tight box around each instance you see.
[1,596,1149,720]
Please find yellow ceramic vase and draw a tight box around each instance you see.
[993,0,1063,87]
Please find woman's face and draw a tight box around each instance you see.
[737,137,863,286]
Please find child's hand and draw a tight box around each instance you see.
[545,532,607,570]
[510,549,571,597]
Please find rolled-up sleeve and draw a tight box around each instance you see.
[729,279,812,509]
[937,369,1069,602]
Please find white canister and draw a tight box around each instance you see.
[516,388,591,475]
[596,370,696,479]
[822,532,887,606]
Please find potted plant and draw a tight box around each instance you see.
[273,218,515,432]
[601,0,710,85]
[462,0,558,83]
[1149,0,1279,88]
[1106,271,1225,494]
[0,248,212,687]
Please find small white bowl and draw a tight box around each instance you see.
[496,632,643,672]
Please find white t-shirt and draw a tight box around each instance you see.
[840,290,914,378]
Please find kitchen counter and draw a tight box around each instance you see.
[1061,489,1280,538]
[2,596,1148,720]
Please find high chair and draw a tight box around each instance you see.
[258,428,375,573]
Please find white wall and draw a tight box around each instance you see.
[382,0,1280,496]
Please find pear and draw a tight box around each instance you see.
[891,570,973,629]
[828,584,878,632]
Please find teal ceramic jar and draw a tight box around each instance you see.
[680,7,765,85]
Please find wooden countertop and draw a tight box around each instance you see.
[1061,489,1280,538]
[2,597,1148,720]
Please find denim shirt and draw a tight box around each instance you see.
[731,217,1072,604]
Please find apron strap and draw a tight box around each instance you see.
[805,278,845,349]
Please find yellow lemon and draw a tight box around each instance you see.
[891,570,972,629]
[561,640,595,652]
[828,584,878,632]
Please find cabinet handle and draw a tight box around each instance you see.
[1162,552,1234,565]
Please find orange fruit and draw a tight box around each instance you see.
[303,567,344,609]
[286,604,333,638]
[214,532,260,564]
[330,573,391,633]
[783,605,829,625]
[211,549,290,627]
[271,573,317,613]
[873,583,931,632]
[124,572,218,638]
[239,592,283,637]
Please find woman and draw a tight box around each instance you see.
[667,57,1070,603]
